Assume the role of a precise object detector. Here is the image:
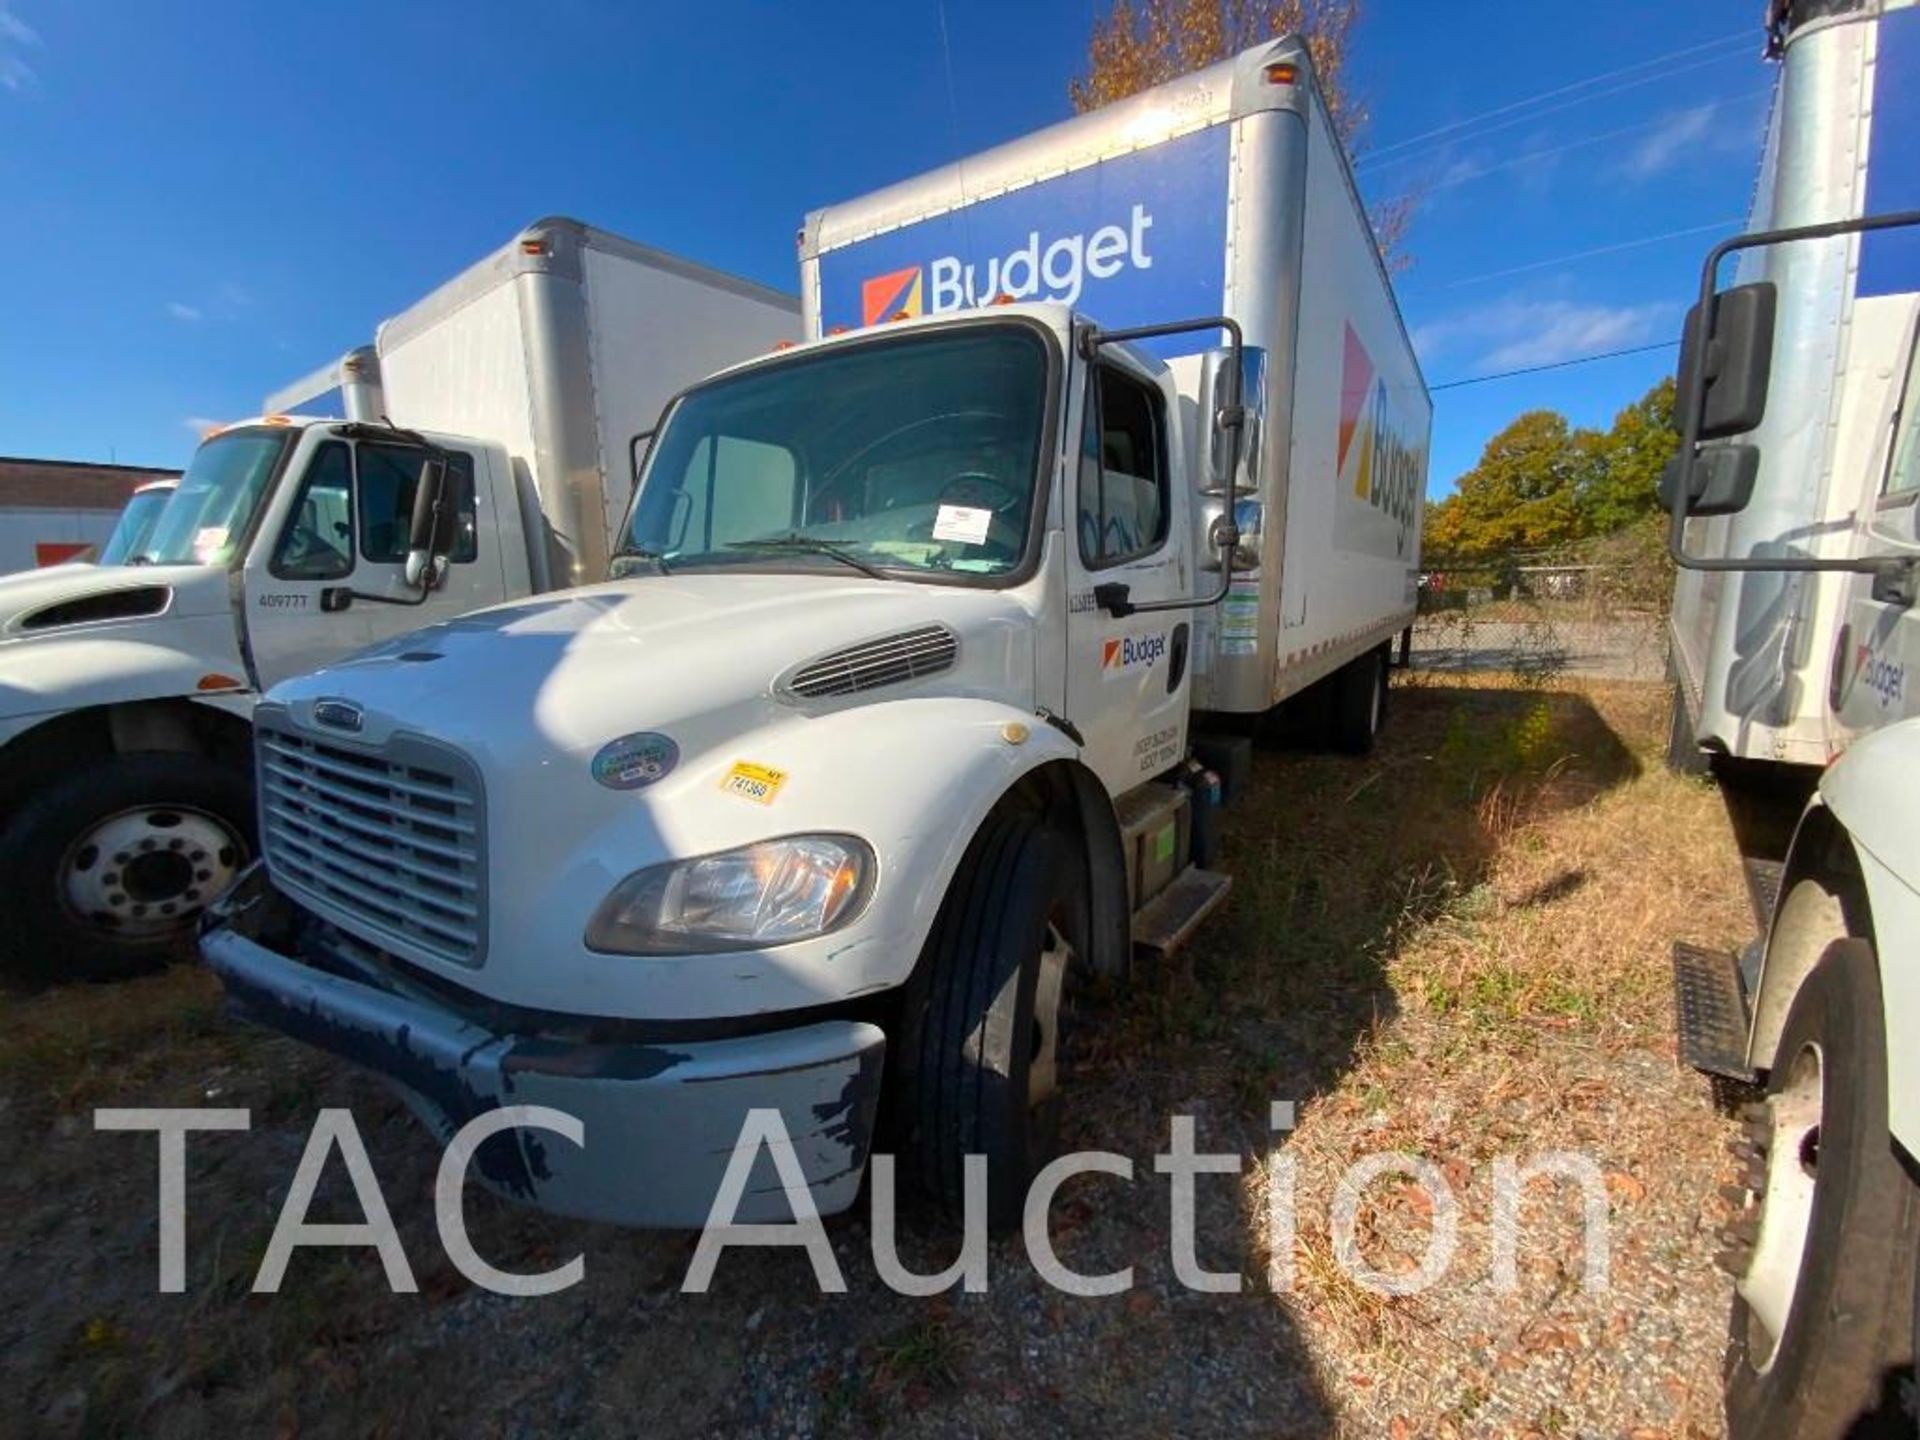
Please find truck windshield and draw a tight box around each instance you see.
[97,487,175,565]
[619,326,1050,579]
[136,430,291,566]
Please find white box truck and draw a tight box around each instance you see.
[199,39,1428,1229]
[0,218,797,981]
[1663,2,1920,1435]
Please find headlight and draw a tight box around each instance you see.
[585,834,874,955]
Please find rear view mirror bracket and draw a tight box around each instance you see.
[1667,208,1920,609]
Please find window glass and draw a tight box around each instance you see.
[1886,340,1920,497]
[359,444,479,563]
[272,442,354,579]
[621,327,1049,578]
[1079,366,1169,566]
[140,429,289,566]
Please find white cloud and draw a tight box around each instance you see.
[0,4,37,92]
[1616,104,1718,182]
[182,416,222,434]
[1414,294,1674,372]
[166,301,204,322]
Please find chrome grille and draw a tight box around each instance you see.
[785,624,959,699]
[256,717,485,966]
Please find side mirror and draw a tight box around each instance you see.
[1198,345,1266,495]
[404,455,455,590]
[1676,281,1776,441]
[1659,443,1761,518]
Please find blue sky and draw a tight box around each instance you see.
[0,0,1767,494]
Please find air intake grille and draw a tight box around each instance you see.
[256,718,485,966]
[786,624,959,699]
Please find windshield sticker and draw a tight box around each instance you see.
[931,504,993,546]
[591,732,680,791]
[193,526,229,562]
[720,760,787,805]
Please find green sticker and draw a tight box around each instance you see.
[1154,825,1175,862]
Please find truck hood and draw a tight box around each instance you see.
[280,572,1039,762]
[0,562,230,643]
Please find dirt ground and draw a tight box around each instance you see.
[0,676,1755,1439]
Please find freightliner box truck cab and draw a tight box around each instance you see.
[200,39,1428,1228]
[1663,1,1920,1435]
[0,219,796,982]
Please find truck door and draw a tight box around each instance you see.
[1833,327,1920,741]
[1062,347,1194,793]
[240,437,504,690]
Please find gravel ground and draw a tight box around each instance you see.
[0,679,1752,1439]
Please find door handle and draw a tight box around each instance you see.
[1094,582,1134,618]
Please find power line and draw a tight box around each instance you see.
[1360,48,1753,175]
[1430,340,1679,393]
[1401,219,1743,295]
[1361,29,1751,166]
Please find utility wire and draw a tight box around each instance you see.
[1373,88,1769,207]
[1361,29,1751,165]
[1431,340,1680,392]
[1360,49,1752,174]
[1402,219,1743,295]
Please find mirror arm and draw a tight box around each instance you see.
[1670,209,1920,598]
[1082,315,1247,617]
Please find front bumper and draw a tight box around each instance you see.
[200,868,886,1227]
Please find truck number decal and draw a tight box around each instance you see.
[720,761,787,805]
[257,593,309,610]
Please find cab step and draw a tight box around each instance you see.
[1672,940,1757,1082]
[1133,867,1232,960]
[1742,857,1784,932]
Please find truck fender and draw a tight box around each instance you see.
[0,630,254,746]
[1750,729,1920,1160]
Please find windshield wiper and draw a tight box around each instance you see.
[724,535,893,581]
[611,547,673,576]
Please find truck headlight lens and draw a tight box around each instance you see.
[585,834,874,955]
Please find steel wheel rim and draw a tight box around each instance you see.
[59,804,246,939]
[1738,1040,1824,1372]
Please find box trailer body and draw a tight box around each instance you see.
[200,40,1426,1230]
[0,218,797,981]
[1669,0,1920,768]
[801,60,1429,714]
[374,220,799,590]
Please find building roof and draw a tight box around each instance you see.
[0,456,181,511]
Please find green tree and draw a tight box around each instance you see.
[1575,377,1677,535]
[1427,410,1587,561]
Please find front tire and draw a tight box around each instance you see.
[0,752,254,985]
[1723,939,1919,1439]
[908,806,1083,1230]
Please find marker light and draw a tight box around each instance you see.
[1264,62,1298,86]
[196,673,245,691]
[585,834,874,955]
[520,237,550,256]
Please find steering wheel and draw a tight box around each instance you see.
[938,472,1022,516]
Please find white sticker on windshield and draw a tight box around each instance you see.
[932,504,992,546]
[193,526,229,561]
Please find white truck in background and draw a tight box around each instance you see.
[201,39,1428,1230]
[95,478,180,567]
[1664,2,1920,1435]
[0,218,797,982]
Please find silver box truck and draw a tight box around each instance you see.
[0,218,796,981]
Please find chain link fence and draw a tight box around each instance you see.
[1408,525,1671,685]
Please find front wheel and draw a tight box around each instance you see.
[0,752,254,985]
[1722,938,1919,1438]
[907,807,1084,1230]
[1330,645,1388,755]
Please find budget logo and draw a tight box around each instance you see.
[861,266,923,327]
[1337,323,1422,557]
[1102,631,1168,675]
[854,204,1157,329]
